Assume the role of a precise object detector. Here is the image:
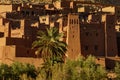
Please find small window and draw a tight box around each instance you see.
[85,46,88,51]
[69,19,72,24]
[85,32,89,36]
[42,18,46,21]
[112,49,114,51]
[21,11,25,15]
[71,49,73,52]
[96,32,98,36]
[119,28,120,31]
[94,45,98,51]
[118,11,120,13]
[26,11,30,16]
[31,11,34,15]
[51,18,54,21]
[27,50,29,54]
[110,22,114,25]
[73,35,74,38]
[96,18,99,21]
[72,19,74,24]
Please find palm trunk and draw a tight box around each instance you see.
[45,59,52,80]
[3,76,4,80]
[46,69,52,80]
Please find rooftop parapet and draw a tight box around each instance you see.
[102,6,115,13]
[0,4,21,13]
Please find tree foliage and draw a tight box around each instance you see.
[0,62,38,80]
[0,55,116,80]
[37,55,107,80]
[32,27,67,80]
[114,62,120,80]
[32,27,67,63]
[63,55,107,80]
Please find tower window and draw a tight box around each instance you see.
[72,19,74,24]
[73,35,74,38]
[71,49,73,52]
[70,19,72,24]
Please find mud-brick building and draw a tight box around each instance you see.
[0,18,43,66]
[64,13,118,67]
[0,1,119,67]
[65,14,118,61]
[0,4,44,67]
[0,3,68,66]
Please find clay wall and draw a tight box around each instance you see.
[0,45,16,65]
[6,37,32,47]
[0,38,6,46]
[105,15,118,57]
[0,18,3,26]
[14,58,43,67]
[102,6,115,13]
[115,7,120,23]
[0,5,12,13]
[15,45,36,57]
[0,45,42,67]
[0,25,5,33]
[80,23,105,56]
[66,14,81,59]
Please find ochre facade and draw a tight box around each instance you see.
[0,1,119,67]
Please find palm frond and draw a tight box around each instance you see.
[32,27,67,63]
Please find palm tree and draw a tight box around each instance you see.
[32,27,67,80]
[32,27,67,63]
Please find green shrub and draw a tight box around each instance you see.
[0,63,12,80]
[63,55,107,80]
[0,55,107,80]
[114,62,120,80]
